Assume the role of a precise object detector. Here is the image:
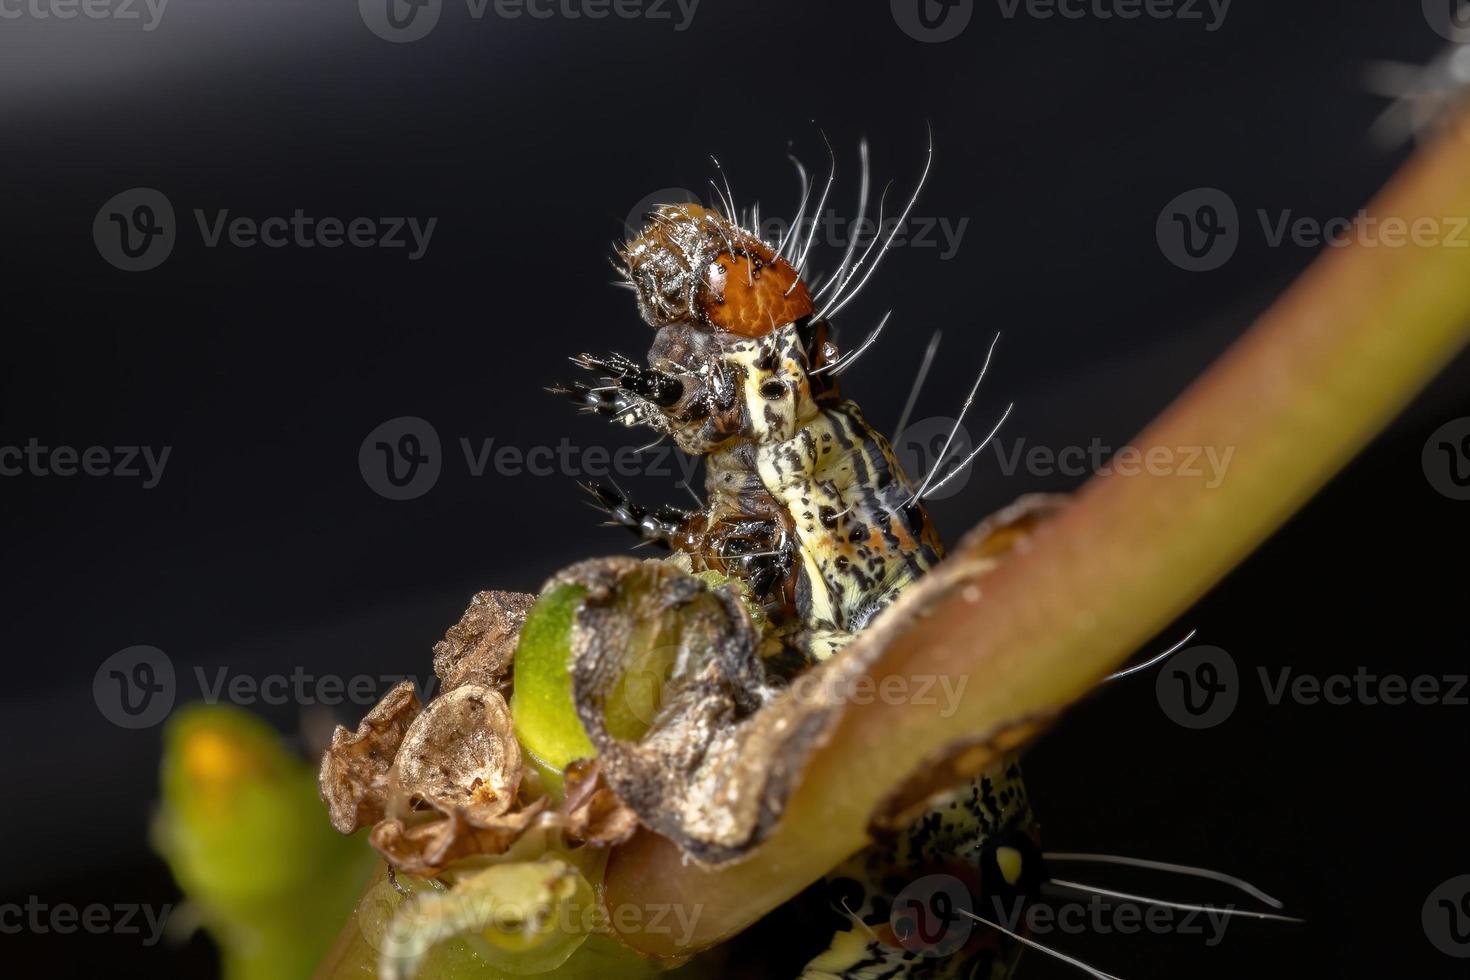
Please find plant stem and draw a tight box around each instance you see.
[602,110,1470,957]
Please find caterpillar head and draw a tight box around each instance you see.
[618,202,814,337]
[564,205,839,454]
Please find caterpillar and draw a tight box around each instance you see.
[557,148,1298,979]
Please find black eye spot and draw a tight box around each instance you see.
[760,379,786,400]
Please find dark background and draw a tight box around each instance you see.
[3,1,1468,976]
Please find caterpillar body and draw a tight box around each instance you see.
[560,199,1038,978]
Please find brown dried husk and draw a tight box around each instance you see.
[319,592,546,875]
[431,591,536,694]
[319,679,421,834]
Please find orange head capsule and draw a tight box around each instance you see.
[619,203,814,337]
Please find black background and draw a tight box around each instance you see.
[3,1,1468,977]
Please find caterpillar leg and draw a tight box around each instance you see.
[584,483,796,608]
[706,517,794,602]
[551,351,684,434]
[552,378,642,421]
[583,482,695,550]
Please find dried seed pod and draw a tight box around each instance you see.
[431,590,536,694]
[553,760,639,848]
[391,684,523,824]
[369,802,546,878]
[318,679,421,834]
[369,684,537,874]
